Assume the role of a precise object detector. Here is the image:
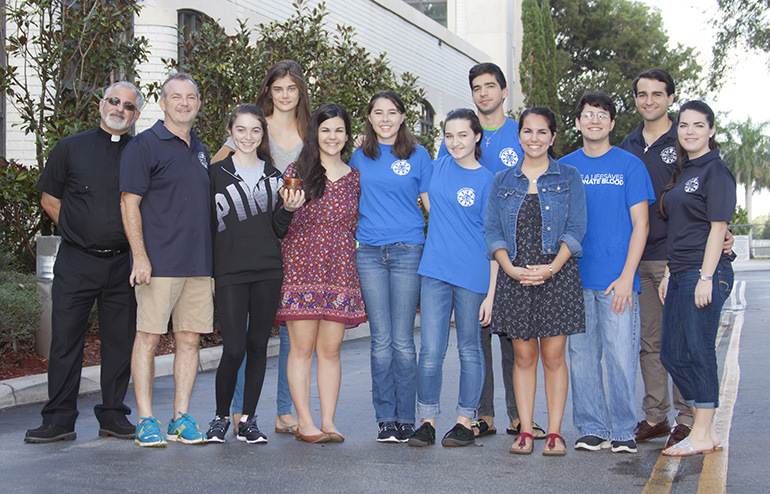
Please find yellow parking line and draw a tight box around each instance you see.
[697,307,744,494]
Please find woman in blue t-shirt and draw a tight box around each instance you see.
[485,107,587,455]
[407,109,495,448]
[350,90,432,443]
[658,101,736,457]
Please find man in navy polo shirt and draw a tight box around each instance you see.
[438,62,530,438]
[120,73,212,447]
[620,69,733,449]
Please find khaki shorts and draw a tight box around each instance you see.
[135,276,213,334]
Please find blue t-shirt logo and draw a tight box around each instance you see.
[198,151,208,169]
[391,159,411,175]
[457,187,476,207]
[684,177,699,193]
[660,146,677,164]
[499,147,519,167]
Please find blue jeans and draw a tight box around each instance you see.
[232,325,293,416]
[660,267,733,409]
[416,276,485,420]
[356,243,422,423]
[568,289,640,441]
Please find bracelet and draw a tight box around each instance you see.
[548,263,553,276]
[662,274,669,279]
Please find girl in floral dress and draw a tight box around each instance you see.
[276,103,365,443]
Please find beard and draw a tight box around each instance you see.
[101,111,133,132]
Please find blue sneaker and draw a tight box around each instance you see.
[167,412,205,444]
[135,417,167,447]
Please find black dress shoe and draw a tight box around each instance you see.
[25,423,76,443]
[99,416,136,439]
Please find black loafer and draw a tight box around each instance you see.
[99,416,136,439]
[25,423,76,443]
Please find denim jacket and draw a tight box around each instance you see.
[484,156,587,262]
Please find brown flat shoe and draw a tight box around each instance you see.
[275,424,298,434]
[294,429,330,443]
[322,430,345,443]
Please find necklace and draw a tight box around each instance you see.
[484,126,501,147]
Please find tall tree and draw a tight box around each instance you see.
[519,0,549,108]
[711,0,770,88]
[550,0,701,153]
[721,118,770,220]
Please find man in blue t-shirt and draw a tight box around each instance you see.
[438,63,532,438]
[120,73,213,447]
[561,92,654,454]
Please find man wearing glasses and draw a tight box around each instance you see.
[561,92,654,454]
[26,82,143,443]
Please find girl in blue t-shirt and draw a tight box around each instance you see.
[658,101,736,457]
[350,90,432,442]
[408,109,495,448]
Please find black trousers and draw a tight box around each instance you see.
[41,243,136,429]
[215,279,282,418]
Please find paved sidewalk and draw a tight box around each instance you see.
[0,321,375,410]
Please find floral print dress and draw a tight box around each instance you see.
[275,162,366,328]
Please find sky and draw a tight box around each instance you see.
[639,0,770,219]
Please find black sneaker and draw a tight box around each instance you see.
[441,423,475,447]
[236,417,267,444]
[377,421,400,443]
[98,416,136,439]
[397,423,415,442]
[611,439,638,453]
[205,415,230,443]
[574,435,610,451]
[24,423,76,444]
[407,422,436,447]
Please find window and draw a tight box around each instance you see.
[420,99,435,136]
[178,9,213,67]
[404,1,448,27]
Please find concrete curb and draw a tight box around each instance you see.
[0,317,410,410]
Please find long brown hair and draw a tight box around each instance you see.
[255,60,311,139]
[296,103,352,202]
[361,90,416,160]
[660,100,719,219]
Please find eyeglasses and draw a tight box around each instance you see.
[104,97,137,112]
[580,111,610,121]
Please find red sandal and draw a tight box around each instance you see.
[509,432,534,454]
[543,433,567,456]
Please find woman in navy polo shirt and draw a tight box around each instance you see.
[350,90,432,443]
[484,106,587,455]
[407,109,494,448]
[658,100,736,456]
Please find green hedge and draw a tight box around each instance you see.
[0,271,40,355]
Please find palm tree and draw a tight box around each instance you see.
[721,118,770,221]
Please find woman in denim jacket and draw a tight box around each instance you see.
[484,106,587,455]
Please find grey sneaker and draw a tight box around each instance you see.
[205,415,230,443]
[397,423,415,442]
[408,422,436,447]
[574,435,611,451]
[611,439,638,453]
[236,417,267,444]
[441,423,475,447]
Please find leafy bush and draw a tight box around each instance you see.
[0,159,44,271]
[0,271,40,356]
[731,205,750,235]
[151,0,439,156]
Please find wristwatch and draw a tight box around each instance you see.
[698,269,713,281]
